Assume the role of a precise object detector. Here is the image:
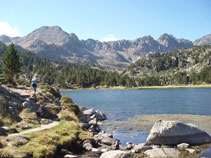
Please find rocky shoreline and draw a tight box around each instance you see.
[74,107,211,158]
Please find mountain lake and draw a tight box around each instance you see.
[61,88,211,147]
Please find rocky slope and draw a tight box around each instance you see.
[0,26,194,68]
[194,34,211,46]
[125,45,211,85]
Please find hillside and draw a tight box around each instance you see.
[125,46,211,86]
[0,26,194,68]
[0,42,136,88]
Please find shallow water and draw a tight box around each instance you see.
[61,88,211,145]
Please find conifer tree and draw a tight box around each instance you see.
[2,43,22,84]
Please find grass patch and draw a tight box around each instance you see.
[58,110,79,122]
[0,120,92,158]
[40,85,61,99]
[60,96,80,115]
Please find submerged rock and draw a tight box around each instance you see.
[146,120,211,145]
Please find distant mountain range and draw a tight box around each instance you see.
[0,26,210,68]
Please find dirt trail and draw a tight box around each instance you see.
[8,121,59,137]
[2,85,34,97]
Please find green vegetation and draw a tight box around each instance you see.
[60,95,80,116]
[0,42,210,88]
[0,42,136,88]
[127,46,211,86]
[1,43,22,85]
[58,110,79,122]
[0,120,92,158]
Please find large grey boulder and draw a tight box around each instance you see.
[100,150,130,158]
[144,148,180,158]
[147,120,211,145]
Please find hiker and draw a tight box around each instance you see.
[31,74,40,97]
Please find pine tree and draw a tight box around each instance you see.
[2,43,22,84]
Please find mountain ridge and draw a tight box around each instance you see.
[0,26,209,68]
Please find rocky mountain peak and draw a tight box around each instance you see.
[157,33,177,46]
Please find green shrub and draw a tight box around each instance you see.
[20,109,38,124]
[61,102,80,116]
[60,96,80,115]
[58,110,79,122]
[33,145,56,158]
[40,86,61,99]
[60,95,73,104]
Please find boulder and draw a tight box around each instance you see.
[22,100,41,113]
[40,118,53,125]
[1,126,18,134]
[83,109,94,116]
[131,143,152,153]
[11,136,30,146]
[144,148,180,158]
[126,142,133,150]
[185,148,195,154]
[89,118,97,125]
[95,110,107,121]
[83,140,93,151]
[146,120,211,145]
[177,143,190,149]
[64,155,79,158]
[101,137,115,146]
[100,150,130,158]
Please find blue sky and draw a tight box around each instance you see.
[0,0,210,41]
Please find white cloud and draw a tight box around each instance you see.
[100,34,118,42]
[0,22,21,37]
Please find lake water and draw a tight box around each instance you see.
[61,88,211,145]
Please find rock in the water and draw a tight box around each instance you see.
[83,109,94,116]
[177,143,190,149]
[100,150,130,158]
[144,148,180,158]
[95,110,107,121]
[146,120,211,145]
